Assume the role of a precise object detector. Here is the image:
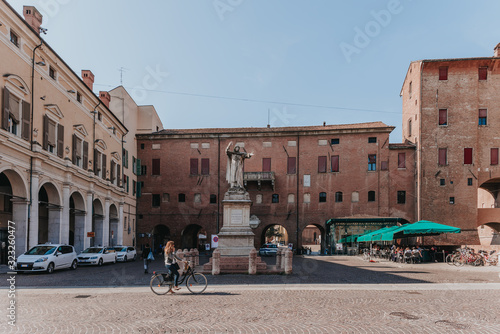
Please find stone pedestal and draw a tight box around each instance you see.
[217,188,255,257]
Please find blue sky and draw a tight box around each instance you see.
[7,0,500,142]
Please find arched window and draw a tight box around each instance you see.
[335,192,343,203]
[319,192,327,203]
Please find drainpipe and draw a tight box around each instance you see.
[90,101,101,245]
[296,133,300,250]
[27,40,43,250]
[217,134,221,234]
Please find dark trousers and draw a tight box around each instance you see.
[166,264,179,287]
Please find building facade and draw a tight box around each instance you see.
[401,45,500,246]
[136,122,416,253]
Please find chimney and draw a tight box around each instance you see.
[99,91,111,108]
[23,6,43,34]
[495,43,500,57]
[81,70,94,91]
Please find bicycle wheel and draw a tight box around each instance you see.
[445,254,454,265]
[150,274,173,295]
[453,256,465,267]
[186,273,208,294]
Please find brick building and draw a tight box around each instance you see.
[136,122,416,253]
[401,45,500,246]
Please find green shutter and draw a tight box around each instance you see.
[137,181,141,197]
[136,158,141,176]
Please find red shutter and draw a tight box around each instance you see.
[439,66,448,80]
[398,153,406,168]
[2,87,9,131]
[438,148,447,165]
[190,158,198,175]
[152,159,160,175]
[491,148,498,165]
[201,158,210,175]
[287,157,296,174]
[479,109,487,118]
[262,158,271,172]
[331,155,339,172]
[479,67,487,80]
[381,161,388,170]
[464,148,473,165]
[21,101,30,140]
[439,109,447,125]
[318,156,327,173]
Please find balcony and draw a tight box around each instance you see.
[244,171,275,191]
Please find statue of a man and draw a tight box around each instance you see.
[226,142,252,189]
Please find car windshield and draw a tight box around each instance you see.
[113,247,127,252]
[26,246,56,255]
[81,248,103,254]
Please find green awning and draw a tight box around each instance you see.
[379,220,461,241]
[338,234,361,243]
[357,227,394,242]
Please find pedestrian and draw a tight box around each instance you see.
[164,241,185,293]
[142,243,152,274]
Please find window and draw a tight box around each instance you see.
[449,197,455,204]
[201,158,210,175]
[194,193,201,203]
[152,158,160,175]
[319,192,327,203]
[398,153,406,168]
[331,155,339,172]
[368,191,376,202]
[133,180,136,196]
[438,148,447,166]
[141,165,147,176]
[439,109,447,126]
[141,143,145,149]
[335,192,343,203]
[368,137,377,143]
[272,194,279,203]
[288,194,295,203]
[318,156,327,173]
[408,119,412,136]
[163,193,170,202]
[479,109,487,126]
[368,154,376,171]
[210,194,217,204]
[440,179,445,186]
[381,161,388,171]
[256,194,263,204]
[351,192,359,203]
[2,88,30,140]
[10,30,19,47]
[467,178,473,186]
[43,115,64,158]
[76,92,82,103]
[439,66,448,80]
[397,191,406,204]
[464,148,473,165]
[303,193,311,203]
[262,158,271,172]
[491,148,499,165]
[178,193,186,202]
[331,138,339,145]
[49,66,56,80]
[72,134,88,168]
[190,158,198,175]
[479,67,488,80]
[97,111,102,121]
[152,194,161,207]
[409,81,412,99]
[287,157,296,174]
[122,148,129,168]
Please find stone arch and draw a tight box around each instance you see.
[109,203,119,246]
[152,224,171,254]
[260,224,289,247]
[92,198,104,246]
[477,222,500,246]
[69,191,86,253]
[38,181,62,244]
[301,224,325,255]
[181,224,203,250]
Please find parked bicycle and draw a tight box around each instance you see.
[478,250,498,266]
[150,261,208,295]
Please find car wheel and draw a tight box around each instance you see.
[124,255,127,262]
[113,256,117,264]
[70,260,77,270]
[46,262,55,274]
[98,258,103,266]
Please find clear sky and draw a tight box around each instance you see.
[7,0,500,142]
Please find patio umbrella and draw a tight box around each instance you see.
[357,227,395,242]
[379,220,460,241]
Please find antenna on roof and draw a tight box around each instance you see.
[267,109,270,128]
[118,67,130,85]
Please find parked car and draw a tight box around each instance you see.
[259,243,279,256]
[16,244,78,274]
[112,246,137,262]
[77,247,116,266]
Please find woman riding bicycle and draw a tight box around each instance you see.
[164,241,185,292]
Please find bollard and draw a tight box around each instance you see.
[176,249,184,259]
[194,248,200,266]
[249,248,257,275]
[281,249,286,271]
[276,248,282,269]
[284,249,293,274]
[212,249,220,275]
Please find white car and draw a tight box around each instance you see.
[16,244,78,274]
[77,247,116,266]
[112,246,137,262]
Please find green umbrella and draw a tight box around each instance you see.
[379,220,460,241]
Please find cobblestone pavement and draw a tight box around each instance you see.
[1,256,500,333]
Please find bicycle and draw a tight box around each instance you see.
[150,261,208,295]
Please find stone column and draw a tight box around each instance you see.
[284,249,293,275]
[212,249,220,275]
[249,248,257,274]
[85,192,93,249]
[28,173,39,248]
[12,199,29,256]
[103,198,110,246]
[117,201,124,246]
[276,248,282,269]
[60,183,71,245]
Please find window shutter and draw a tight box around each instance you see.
[287,157,296,174]
[491,148,499,165]
[110,160,115,183]
[201,158,210,175]
[132,157,136,175]
[136,158,141,175]
[439,66,448,80]
[331,155,339,172]
[102,154,107,180]
[117,164,121,187]
[479,67,487,80]
[190,158,198,175]
[318,156,327,173]
[439,109,447,125]
[152,159,160,175]
[479,109,487,118]
[72,134,77,164]
[137,181,142,197]
[438,148,447,165]
[126,176,129,192]
[262,158,271,172]
[398,153,406,168]
[2,87,9,130]
[43,114,49,150]
[94,149,98,174]
[21,101,30,140]
[56,124,64,158]
[464,148,473,165]
[82,141,88,169]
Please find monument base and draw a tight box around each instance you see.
[202,256,268,274]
